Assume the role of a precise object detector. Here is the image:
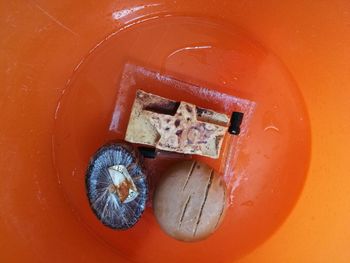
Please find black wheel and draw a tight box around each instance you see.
[86,142,148,230]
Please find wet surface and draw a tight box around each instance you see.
[53,16,310,262]
[4,0,350,262]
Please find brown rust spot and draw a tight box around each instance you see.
[176,129,183,136]
[185,104,193,113]
[175,119,181,127]
[111,180,133,203]
[144,101,180,116]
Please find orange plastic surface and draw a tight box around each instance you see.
[1,1,349,262]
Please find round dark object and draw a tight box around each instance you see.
[86,142,148,230]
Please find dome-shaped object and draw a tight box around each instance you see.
[86,142,148,230]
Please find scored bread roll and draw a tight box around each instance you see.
[153,160,227,242]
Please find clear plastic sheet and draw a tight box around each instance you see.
[109,63,256,206]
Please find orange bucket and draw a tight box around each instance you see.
[1,1,349,262]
